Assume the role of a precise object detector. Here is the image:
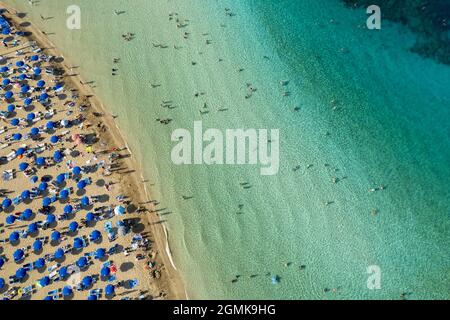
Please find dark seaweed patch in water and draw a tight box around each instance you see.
[342,0,450,65]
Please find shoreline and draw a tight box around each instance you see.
[0,1,186,300]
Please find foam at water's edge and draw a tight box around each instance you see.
[140,157,179,273]
[163,225,178,271]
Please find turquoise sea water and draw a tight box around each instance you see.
[5,0,449,299]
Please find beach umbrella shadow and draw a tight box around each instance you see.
[127,204,137,214]
[20,274,30,283]
[23,104,34,112]
[92,237,103,245]
[4,206,15,214]
[42,175,53,182]
[55,256,66,263]
[63,293,74,300]
[96,179,105,187]
[36,266,46,274]
[132,223,145,233]
[120,262,134,273]
[0,284,8,294]
[28,230,39,238]
[22,198,32,205]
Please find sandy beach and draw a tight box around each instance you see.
[0,2,185,300]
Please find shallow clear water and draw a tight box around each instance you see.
[4,0,449,299]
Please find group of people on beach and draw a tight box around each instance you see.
[0,9,168,300]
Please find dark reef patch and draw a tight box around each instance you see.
[342,0,450,65]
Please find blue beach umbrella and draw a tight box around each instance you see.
[56,173,65,184]
[39,93,48,101]
[2,198,12,208]
[82,276,93,288]
[34,258,45,269]
[87,295,97,300]
[46,214,56,224]
[90,230,101,242]
[39,182,48,191]
[76,256,87,268]
[21,190,30,200]
[0,257,4,268]
[105,284,115,296]
[50,135,59,144]
[31,55,39,62]
[18,74,27,81]
[54,83,63,91]
[36,157,46,166]
[59,189,69,199]
[95,248,106,259]
[30,127,39,136]
[2,78,10,86]
[39,276,50,287]
[12,133,22,141]
[72,166,81,175]
[26,113,35,121]
[0,278,5,290]
[2,28,10,35]
[37,80,45,87]
[16,61,24,67]
[58,266,68,279]
[16,268,27,279]
[9,231,20,243]
[42,197,51,207]
[46,121,54,130]
[86,212,95,222]
[6,215,15,225]
[101,266,110,277]
[54,248,64,260]
[53,150,63,162]
[20,85,30,93]
[0,66,8,72]
[13,249,24,262]
[24,98,32,106]
[73,237,83,250]
[21,208,33,220]
[28,222,38,233]
[19,162,28,171]
[64,204,73,214]
[4,91,13,99]
[69,221,78,232]
[33,240,43,252]
[10,118,19,126]
[7,104,14,112]
[33,67,41,75]
[62,286,72,297]
[81,196,89,207]
[77,180,86,190]
[51,231,61,242]
[16,147,26,156]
